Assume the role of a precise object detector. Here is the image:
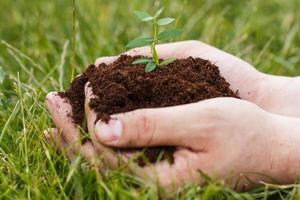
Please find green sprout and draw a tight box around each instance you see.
[126,7,181,72]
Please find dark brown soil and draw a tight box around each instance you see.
[58,55,239,166]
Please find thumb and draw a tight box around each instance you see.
[93,103,199,148]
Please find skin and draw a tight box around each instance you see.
[45,41,300,192]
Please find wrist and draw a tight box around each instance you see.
[269,114,300,184]
[257,75,300,117]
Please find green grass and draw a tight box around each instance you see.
[0,0,300,199]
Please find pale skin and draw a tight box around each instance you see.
[45,41,300,192]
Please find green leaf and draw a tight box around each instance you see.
[154,7,164,18]
[160,57,176,66]
[158,29,182,41]
[157,18,175,26]
[132,58,152,65]
[134,11,154,21]
[0,66,5,84]
[126,36,153,48]
[145,62,157,72]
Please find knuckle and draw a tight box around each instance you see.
[134,109,156,146]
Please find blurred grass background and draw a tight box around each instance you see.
[0,0,299,199]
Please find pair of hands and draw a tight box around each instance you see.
[45,41,300,192]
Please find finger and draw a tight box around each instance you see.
[84,84,98,138]
[84,84,129,168]
[84,85,151,162]
[95,56,118,67]
[79,140,109,171]
[80,141,97,164]
[93,102,204,148]
[45,92,81,149]
[138,149,205,193]
[44,128,76,160]
[44,128,109,171]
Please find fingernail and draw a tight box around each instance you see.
[95,118,122,143]
[45,92,57,102]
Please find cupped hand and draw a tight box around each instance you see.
[45,40,300,193]
[92,97,293,191]
[47,87,299,192]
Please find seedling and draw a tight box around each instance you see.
[126,7,181,72]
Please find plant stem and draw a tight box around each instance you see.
[152,19,159,65]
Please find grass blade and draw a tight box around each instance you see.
[58,40,69,91]
[1,40,45,73]
[0,65,5,84]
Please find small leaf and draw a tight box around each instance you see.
[0,66,5,84]
[154,7,164,18]
[145,62,157,72]
[158,29,182,41]
[134,11,154,21]
[132,58,152,65]
[126,36,153,48]
[160,57,176,66]
[157,18,175,26]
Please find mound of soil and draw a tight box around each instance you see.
[58,55,239,166]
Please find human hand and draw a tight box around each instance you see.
[90,96,300,191]
[49,87,300,192]
[45,40,298,156]
[45,40,300,192]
